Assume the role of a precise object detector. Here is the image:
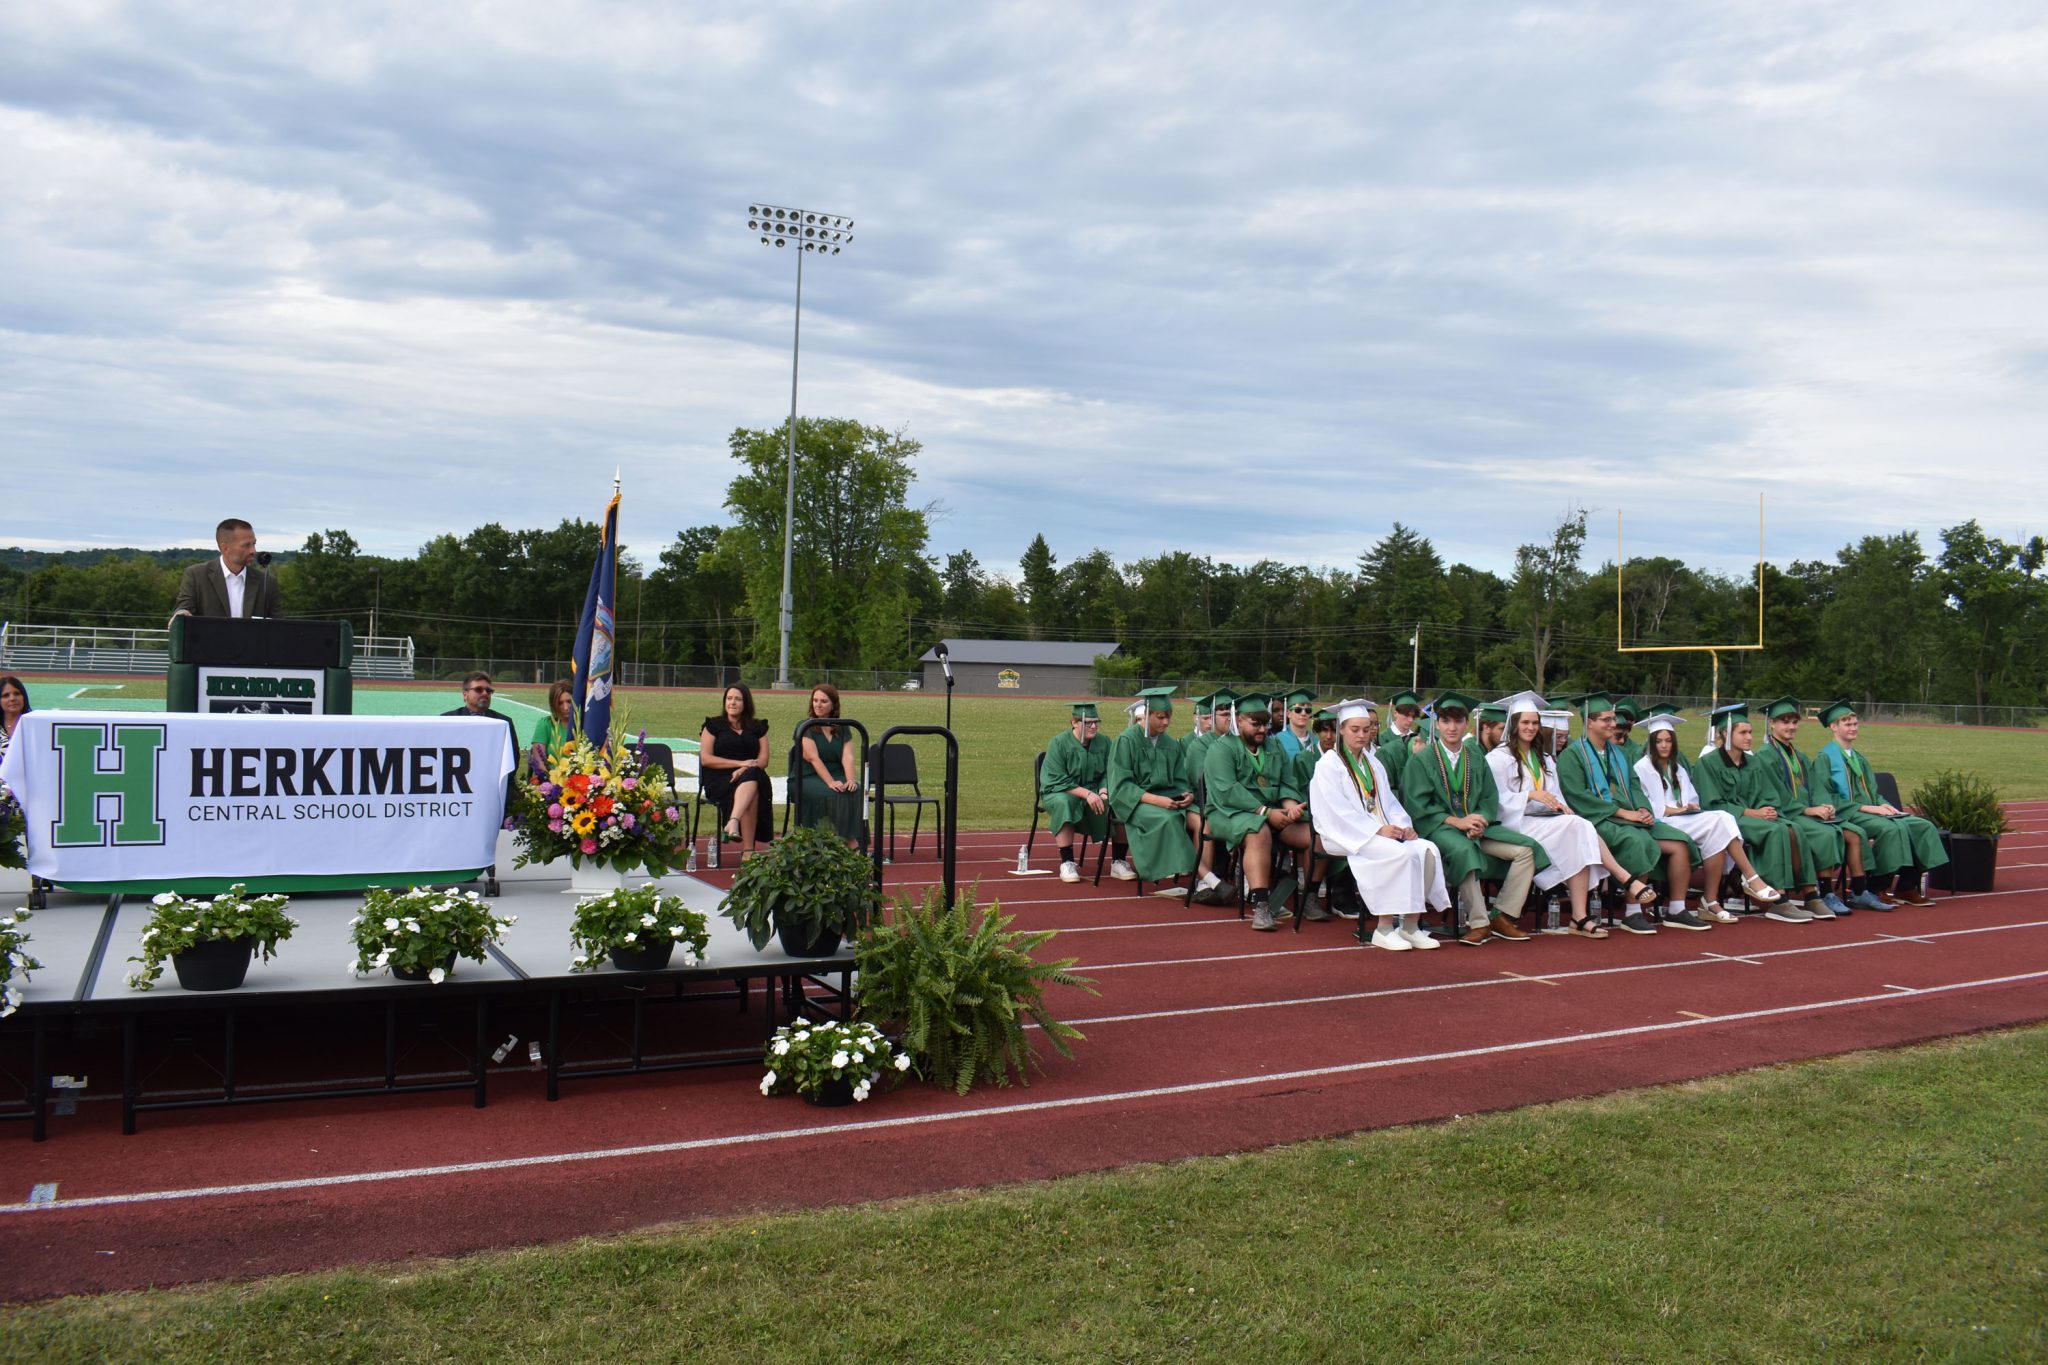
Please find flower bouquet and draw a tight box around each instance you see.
[569,883,710,973]
[510,733,690,876]
[125,885,297,992]
[1,908,41,1018]
[0,781,24,871]
[351,886,517,983]
[760,1019,912,1105]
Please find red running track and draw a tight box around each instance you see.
[5,803,2048,1298]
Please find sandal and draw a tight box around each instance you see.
[1740,874,1783,904]
[1624,877,1658,907]
[1569,914,1609,939]
[721,820,741,844]
[1701,901,1739,924]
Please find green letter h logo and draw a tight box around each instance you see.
[52,723,166,848]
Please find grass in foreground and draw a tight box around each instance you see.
[6,1027,2045,1362]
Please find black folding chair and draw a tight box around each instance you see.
[1876,770,1904,808]
[871,742,942,862]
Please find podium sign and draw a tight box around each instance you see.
[0,711,513,894]
[200,666,326,714]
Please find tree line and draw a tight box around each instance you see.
[5,418,2044,710]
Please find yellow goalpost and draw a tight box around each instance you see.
[1615,495,1765,714]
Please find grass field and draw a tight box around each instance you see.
[18,677,2048,830]
[5,1026,2043,1359]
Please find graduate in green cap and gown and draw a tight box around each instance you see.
[1814,700,1944,907]
[1754,698,1864,919]
[1612,697,1646,766]
[1181,692,1221,800]
[1039,702,1123,883]
[1555,692,1701,934]
[1376,689,1432,796]
[1690,704,1815,922]
[1203,693,1312,931]
[1273,688,1320,760]
[1398,691,1548,945]
[1635,712,1784,925]
[1106,688,1198,887]
[1476,703,1507,754]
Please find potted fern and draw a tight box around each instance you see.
[854,885,1097,1095]
[719,823,879,958]
[126,885,297,993]
[568,883,710,973]
[1912,768,2012,894]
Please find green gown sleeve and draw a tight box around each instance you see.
[1040,732,1088,800]
[1398,746,1452,837]
[1204,740,1264,820]
[1557,741,1625,822]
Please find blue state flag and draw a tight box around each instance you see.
[571,490,621,747]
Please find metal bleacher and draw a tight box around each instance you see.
[0,622,416,680]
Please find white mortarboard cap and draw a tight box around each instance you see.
[1539,709,1572,731]
[1642,714,1683,735]
[1332,697,1375,723]
[1498,691,1546,720]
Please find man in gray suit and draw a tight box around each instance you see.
[172,518,284,620]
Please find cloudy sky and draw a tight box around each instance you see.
[6,1,2046,581]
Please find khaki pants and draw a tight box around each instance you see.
[1455,840,1536,927]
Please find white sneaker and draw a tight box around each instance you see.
[1371,927,1412,951]
[1058,861,1080,883]
[1109,859,1137,881]
[1401,925,1441,951]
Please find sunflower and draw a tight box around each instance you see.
[570,810,598,836]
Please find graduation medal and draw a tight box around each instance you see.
[1342,747,1379,816]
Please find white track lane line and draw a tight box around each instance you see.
[11,968,2045,1216]
[1057,918,2048,1026]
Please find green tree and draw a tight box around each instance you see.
[1504,507,1586,692]
[1019,534,1058,637]
[1938,521,2048,710]
[716,418,931,671]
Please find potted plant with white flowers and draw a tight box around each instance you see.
[350,885,516,983]
[1,907,42,1017]
[568,883,710,973]
[126,885,297,992]
[759,1019,912,1106]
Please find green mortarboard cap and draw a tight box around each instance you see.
[1280,688,1317,709]
[1210,688,1237,712]
[1314,707,1337,722]
[1761,696,1802,720]
[1234,692,1273,716]
[1476,703,1507,724]
[1431,689,1483,717]
[1646,703,1681,718]
[1707,701,1748,729]
[1612,697,1642,722]
[1135,686,1177,715]
[1387,689,1423,710]
[1070,702,1099,720]
[1817,699,1857,726]
[1190,691,1216,715]
[1576,692,1616,720]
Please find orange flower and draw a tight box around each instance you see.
[592,794,615,817]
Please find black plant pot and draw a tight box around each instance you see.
[777,922,842,959]
[393,952,459,982]
[172,935,256,992]
[609,940,675,972]
[805,1076,856,1107]
[1942,832,1998,894]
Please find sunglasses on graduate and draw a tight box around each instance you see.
[1290,706,1312,715]
[467,686,493,696]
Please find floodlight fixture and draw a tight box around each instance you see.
[743,200,857,689]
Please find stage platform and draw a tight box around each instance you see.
[0,832,852,1139]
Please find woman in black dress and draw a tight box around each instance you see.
[699,683,772,855]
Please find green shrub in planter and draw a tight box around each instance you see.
[855,885,1097,1094]
[1,908,42,1017]
[1909,769,2013,839]
[719,823,879,951]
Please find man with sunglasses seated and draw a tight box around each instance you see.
[442,671,523,808]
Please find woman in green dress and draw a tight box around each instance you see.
[528,679,577,769]
[798,684,866,846]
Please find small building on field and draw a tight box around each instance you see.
[917,639,1122,696]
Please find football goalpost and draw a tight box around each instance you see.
[1615,495,1765,714]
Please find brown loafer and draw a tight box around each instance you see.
[1896,889,1935,907]
[1489,914,1531,942]
[1458,924,1492,946]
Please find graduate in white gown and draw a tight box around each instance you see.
[1483,693,1626,939]
[1309,699,1450,952]
[1634,713,1777,924]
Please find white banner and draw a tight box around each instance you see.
[0,710,513,887]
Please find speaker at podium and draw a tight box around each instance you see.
[167,616,356,715]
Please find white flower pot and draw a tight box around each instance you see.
[567,860,629,896]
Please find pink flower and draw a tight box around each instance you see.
[580,838,598,854]
[547,803,563,819]
[665,806,679,821]
[622,777,637,790]
[548,820,563,833]
[621,813,636,830]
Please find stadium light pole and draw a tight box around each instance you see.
[747,201,854,689]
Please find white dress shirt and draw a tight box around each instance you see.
[220,555,246,618]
